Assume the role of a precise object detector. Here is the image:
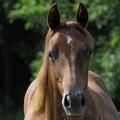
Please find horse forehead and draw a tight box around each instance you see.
[49,32,88,49]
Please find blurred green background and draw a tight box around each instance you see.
[0,0,120,119]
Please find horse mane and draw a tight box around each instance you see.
[28,19,94,113]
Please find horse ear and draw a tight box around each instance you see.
[75,2,88,28]
[47,3,60,30]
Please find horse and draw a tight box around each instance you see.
[24,3,119,120]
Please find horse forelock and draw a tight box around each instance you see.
[53,19,94,46]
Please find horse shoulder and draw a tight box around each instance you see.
[88,71,111,98]
[24,79,46,120]
[24,80,36,115]
[88,71,119,119]
[87,82,119,120]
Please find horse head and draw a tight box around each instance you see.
[47,3,93,117]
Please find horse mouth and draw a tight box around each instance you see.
[66,109,84,118]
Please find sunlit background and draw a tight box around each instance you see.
[0,0,120,119]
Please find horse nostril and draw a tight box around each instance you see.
[64,95,71,108]
[80,93,86,106]
[63,93,86,110]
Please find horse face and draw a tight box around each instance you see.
[48,31,93,117]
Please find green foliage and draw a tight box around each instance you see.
[29,51,43,79]
[8,0,50,30]
[8,0,74,30]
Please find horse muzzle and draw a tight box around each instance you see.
[62,91,86,117]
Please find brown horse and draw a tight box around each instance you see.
[24,3,119,120]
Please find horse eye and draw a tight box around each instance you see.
[89,49,93,56]
[48,52,55,60]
